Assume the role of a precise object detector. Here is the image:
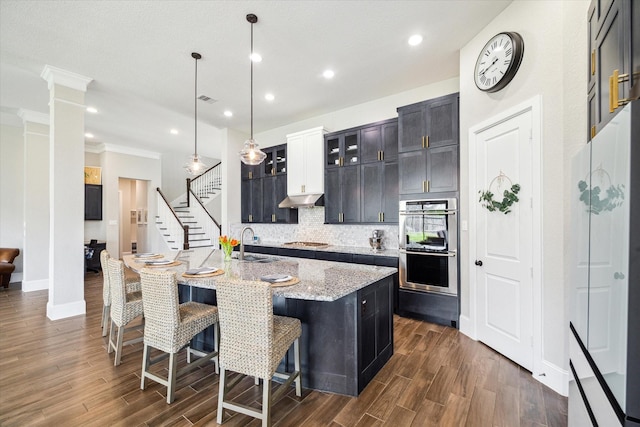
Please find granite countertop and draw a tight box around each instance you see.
[124,248,396,302]
[245,241,399,258]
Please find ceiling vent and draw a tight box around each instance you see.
[197,95,217,104]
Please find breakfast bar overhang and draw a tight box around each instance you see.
[125,249,396,396]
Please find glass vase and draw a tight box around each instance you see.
[223,246,233,261]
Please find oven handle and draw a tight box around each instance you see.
[399,249,457,257]
[399,210,457,215]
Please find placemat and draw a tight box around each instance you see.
[265,276,300,287]
[182,269,225,278]
[144,260,182,268]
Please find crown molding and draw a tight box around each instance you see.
[95,143,162,160]
[17,108,49,125]
[40,65,92,92]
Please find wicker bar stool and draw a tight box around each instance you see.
[215,278,302,427]
[100,250,141,338]
[107,258,144,366]
[139,268,219,404]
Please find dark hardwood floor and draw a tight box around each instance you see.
[0,271,567,426]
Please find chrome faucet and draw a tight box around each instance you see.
[239,226,254,260]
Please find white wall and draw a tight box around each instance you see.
[459,0,589,391]
[0,123,24,277]
[160,151,218,202]
[101,150,162,257]
[254,77,460,148]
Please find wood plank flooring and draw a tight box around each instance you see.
[0,271,567,426]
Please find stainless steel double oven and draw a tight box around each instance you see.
[399,198,458,295]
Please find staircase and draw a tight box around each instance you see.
[155,162,223,251]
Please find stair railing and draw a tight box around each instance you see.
[156,187,189,250]
[187,161,222,207]
[187,188,222,246]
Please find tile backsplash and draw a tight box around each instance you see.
[229,207,399,249]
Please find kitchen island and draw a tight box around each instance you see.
[124,248,396,396]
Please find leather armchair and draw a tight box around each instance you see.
[0,248,20,288]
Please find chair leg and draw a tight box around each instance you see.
[141,343,150,390]
[217,368,227,425]
[294,338,301,397]
[166,352,178,404]
[101,304,110,337]
[107,320,116,353]
[114,324,124,366]
[213,323,219,374]
[262,378,272,427]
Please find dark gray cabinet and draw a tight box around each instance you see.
[361,161,398,224]
[588,0,638,138]
[241,143,296,224]
[262,174,297,223]
[397,93,459,196]
[240,177,262,223]
[325,118,399,224]
[325,166,360,223]
[358,277,393,390]
[326,130,359,168]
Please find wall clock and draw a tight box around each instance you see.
[474,32,524,93]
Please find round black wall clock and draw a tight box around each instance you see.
[474,32,524,93]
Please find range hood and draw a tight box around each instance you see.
[278,194,324,209]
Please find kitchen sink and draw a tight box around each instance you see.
[240,255,277,263]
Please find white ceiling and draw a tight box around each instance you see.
[0,0,511,158]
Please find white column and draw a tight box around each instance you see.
[18,109,51,292]
[41,65,92,320]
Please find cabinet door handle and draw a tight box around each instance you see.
[422,180,430,192]
[248,171,253,179]
[610,70,631,113]
[272,214,276,222]
[380,150,384,161]
[591,50,595,76]
[249,214,253,222]
[425,135,429,148]
[421,136,425,148]
[591,126,596,139]
[381,212,384,222]
[301,184,305,193]
[272,169,276,176]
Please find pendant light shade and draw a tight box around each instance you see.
[239,13,267,166]
[185,52,207,175]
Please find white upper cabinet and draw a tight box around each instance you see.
[286,127,326,195]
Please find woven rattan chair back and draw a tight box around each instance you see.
[215,278,274,379]
[138,268,182,354]
[100,250,111,306]
[107,258,141,327]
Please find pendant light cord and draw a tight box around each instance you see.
[250,19,254,141]
[194,54,198,157]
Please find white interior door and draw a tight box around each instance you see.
[474,109,533,370]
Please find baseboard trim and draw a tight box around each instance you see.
[22,278,49,292]
[46,299,86,320]
[534,359,569,396]
[459,314,476,339]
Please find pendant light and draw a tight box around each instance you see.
[239,13,267,165]
[185,52,207,175]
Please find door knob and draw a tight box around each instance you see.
[475,260,483,266]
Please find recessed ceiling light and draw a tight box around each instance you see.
[86,106,98,113]
[250,52,262,63]
[323,69,335,79]
[408,34,423,46]
[84,133,94,138]
[170,129,179,135]
[224,110,233,117]
[265,93,275,101]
